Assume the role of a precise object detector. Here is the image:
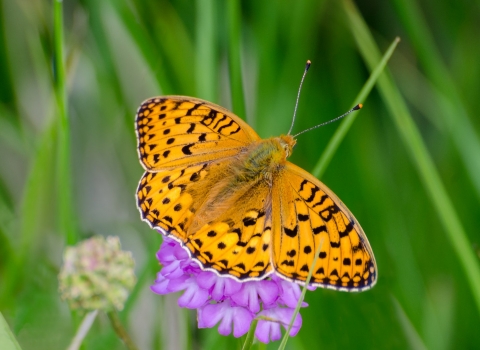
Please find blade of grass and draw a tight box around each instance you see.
[0,123,56,305]
[241,319,257,350]
[278,238,324,350]
[195,0,217,101]
[54,0,76,244]
[311,36,400,178]
[391,0,480,200]
[108,0,171,94]
[0,1,15,108]
[0,312,22,350]
[343,0,480,315]
[391,296,428,350]
[227,0,246,119]
[83,0,138,135]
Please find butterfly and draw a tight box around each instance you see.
[135,96,377,291]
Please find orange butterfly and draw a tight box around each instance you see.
[135,96,377,291]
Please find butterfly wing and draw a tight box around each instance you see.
[137,161,274,280]
[271,162,377,291]
[136,96,273,280]
[137,163,210,242]
[185,179,274,280]
[135,96,260,171]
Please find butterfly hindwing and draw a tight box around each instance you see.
[271,162,377,291]
[137,159,274,280]
[137,163,211,241]
[136,96,260,171]
[186,188,274,280]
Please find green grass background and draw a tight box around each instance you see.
[1,0,480,349]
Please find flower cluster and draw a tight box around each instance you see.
[58,235,136,311]
[151,236,310,343]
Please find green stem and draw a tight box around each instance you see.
[67,310,98,350]
[107,310,139,350]
[53,0,76,244]
[241,319,258,350]
[278,238,324,350]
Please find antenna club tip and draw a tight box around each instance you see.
[305,60,311,70]
[354,103,363,110]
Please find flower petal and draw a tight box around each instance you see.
[232,306,254,337]
[255,307,302,343]
[272,275,306,308]
[198,303,225,329]
[197,272,243,301]
[198,300,253,337]
[178,283,209,308]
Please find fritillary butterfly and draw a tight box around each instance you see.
[135,95,377,291]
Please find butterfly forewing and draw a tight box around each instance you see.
[136,96,259,171]
[271,162,377,291]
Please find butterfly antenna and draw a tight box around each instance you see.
[287,60,311,135]
[293,104,363,138]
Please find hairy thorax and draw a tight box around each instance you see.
[235,134,296,184]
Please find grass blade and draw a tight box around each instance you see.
[241,319,258,350]
[195,0,217,101]
[278,238,324,350]
[0,312,22,350]
[54,0,76,244]
[343,0,480,315]
[227,0,246,119]
[391,0,480,199]
[391,296,428,350]
[311,36,400,178]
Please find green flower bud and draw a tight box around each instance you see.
[59,236,136,311]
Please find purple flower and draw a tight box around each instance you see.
[230,280,279,313]
[151,236,309,343]
[255,306,302,343]
[198,299,254,337]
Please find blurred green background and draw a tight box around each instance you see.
[1,0,480,349]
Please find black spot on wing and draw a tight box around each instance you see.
[284,225,298,238]
[182,143,195,155]
[186,123,196,133]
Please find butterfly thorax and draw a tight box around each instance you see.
[236,135,296,183]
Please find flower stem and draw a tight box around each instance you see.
[107,310,139,350]
[241,319,258,350]
[67,310,98,350]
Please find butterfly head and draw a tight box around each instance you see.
[278,134,296,158]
